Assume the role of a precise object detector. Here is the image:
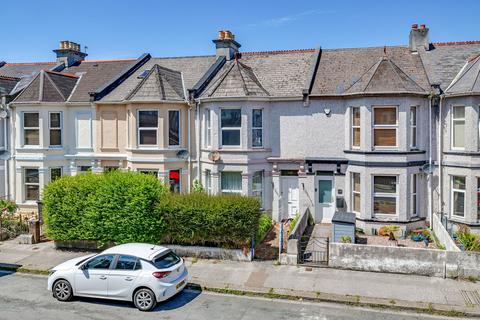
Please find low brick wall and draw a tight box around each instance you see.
[329,242,480,278]
[165,245,252,262]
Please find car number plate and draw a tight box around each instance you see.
[176,280,185,289]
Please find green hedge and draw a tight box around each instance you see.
[157,193,261,248]
[43,171,262,248]
[43,171,167,244]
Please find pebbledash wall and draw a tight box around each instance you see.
[328,242,480,278]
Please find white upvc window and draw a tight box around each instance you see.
[452,106,465,150]
[138,110,158,146]
[205,169,212,194]
[252,109,263,148]
[23,112,40,146]
[409,106,417,149]
[351,107,361,149]
[205,109,211,147]
[168,110,180,147]
[221,171,242,194]
[50,167,62,182]
[49,112,62,147]
[252,170,264,207]
[373,106,397,149]
[373,175,398,215]
[410,174,418,217]
[351,172,361,214]
[451,176,466,218]
[221,109,241,147]
[24,168,39,201]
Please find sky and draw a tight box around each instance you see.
[2,0,480,62]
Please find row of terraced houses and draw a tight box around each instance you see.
[1,25,480,234]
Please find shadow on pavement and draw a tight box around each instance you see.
[0,263,21,277]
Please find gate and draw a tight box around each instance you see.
[299,235,329,265]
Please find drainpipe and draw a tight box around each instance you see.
[187,105,191,193]
[196,100,201,182]
[438,95,444,220]
[428,97,433,228]
[1,96,8,199]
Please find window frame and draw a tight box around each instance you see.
[22,112,40,147]
[372,106,398,149]
[451,175,466,218]
[451,106,466,150]
[220,171,242,194]
[49,167,62,182]
[410,174,418,217]
[205,169,212,195]
[168,109,180,147]
[137,109,159,147]
[409,106,417,149]
[24,167,39,202]
[220,108,242,148]
[251,109,263,148]
[351,107,361,149]
[372,175,398,216]
[138,169,159,178]
[351,172,361,214]
[252,170,264,208]
[205,108,212,148]
[49,111,62,147]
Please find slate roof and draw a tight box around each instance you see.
[420,42,480,91]
[445,53,480,95]
[0,76,20,96]
[199,49,315,99]
[101,55,216,102]
[0,62,61,96]
[203,59,269,97]
[311,46,430,96]
[14,70,78,103]
[127,64,185,101]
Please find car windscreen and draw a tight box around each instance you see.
[152,250,181,269]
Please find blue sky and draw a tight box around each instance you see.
[2,0,480,62]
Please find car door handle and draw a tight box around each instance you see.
[99,275,107,280]
[125,277,133,281]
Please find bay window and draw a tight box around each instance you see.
[49,112,62,147]
[351,172,361,213]
[351,107,360,148]
[168,110,180,147]
[138,110,158,146]
[452,106,465,149]
[411,174,417,216]
[221,109,241,146]
[252,109,263,147]
[410,107,417,149]
[373,176,397,215]
[24,168,39,201]
[252,171,264,207]
[221,171,242,194]
[23,112,39,146]
[451,176,465,218]
[205,109,211,147]
[373,107,397,148]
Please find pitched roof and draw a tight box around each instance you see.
[0,76,20,96]
[0,62,57,78]
[419,42,480,91]
[203,59,269,97]
[101,55,216,102]
[199,49,315,99]
[127,64,185,101]
[445,53,480,95]
[14,70,78,103]
[60,59,138,102]
[343,56,426,95]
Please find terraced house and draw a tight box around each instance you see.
[0,25,480,234]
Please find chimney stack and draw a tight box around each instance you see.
[409,24,430,52]
[53,40,87,67]
[213,30,241,61]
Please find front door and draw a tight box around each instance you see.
[281,177,299,219]
[316,175,335,222]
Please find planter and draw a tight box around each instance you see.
[54,240,115,251]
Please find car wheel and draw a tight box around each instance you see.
[53,279,73,302]
[133,288,156,312]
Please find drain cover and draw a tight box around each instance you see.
[461,290,480,307]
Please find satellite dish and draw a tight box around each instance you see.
[0,109,8,119]
[208,151,220,162]
[0,150,11,160]
[176,149,189,160]
[421,163,434,174]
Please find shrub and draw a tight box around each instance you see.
[457,226,480,252]
[340,236,352,243]
[288,212,300,235]
[256,214,273,245]
[378,225,399,236]
[156,193,261,248]
[43,171,167,244]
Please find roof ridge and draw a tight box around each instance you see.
[45,69,78,78]
[0,75,20,81]
[432,40,480,47]
[242,48,316,56]
[4,62,56,66]
[81,58,137,63]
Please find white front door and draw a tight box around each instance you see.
[281,177,299,219]
[315,175,335,222]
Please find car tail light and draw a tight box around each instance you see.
[152,271,171,279]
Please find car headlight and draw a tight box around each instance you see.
[48,270,57,276]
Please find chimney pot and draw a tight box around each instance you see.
[420,24,426,29]
[218,31,225,40]
[411,24,418,30]
[224,31,233,40]
[212,30,241,61]
[54,40,87,67]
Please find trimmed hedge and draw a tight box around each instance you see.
[157,193,261,248]
[43,171,167,244]
[43,171,262,249]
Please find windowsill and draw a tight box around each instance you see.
[127,147,186,152]
[444,151,480,156]
[344,149,425,155]
[21,201,39,206]
[212,147,271,152]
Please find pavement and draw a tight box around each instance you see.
[0,271,469,320]
[1,238,480,317]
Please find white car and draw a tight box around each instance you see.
[47,243,188,311]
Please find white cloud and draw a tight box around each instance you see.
[243,9,334,29]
